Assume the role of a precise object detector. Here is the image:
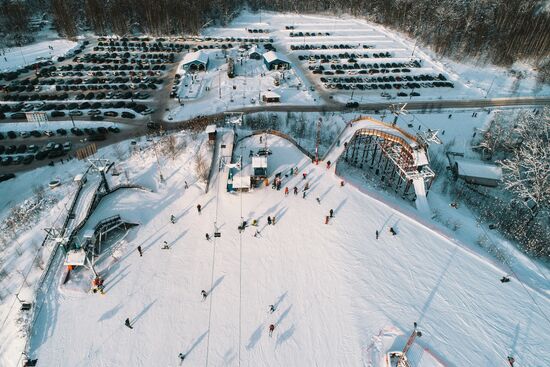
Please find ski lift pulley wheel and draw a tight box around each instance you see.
[214,232,221,238]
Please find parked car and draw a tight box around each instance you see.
[0,173,16,183]
[104,111,118,117]
[1,156,12,166]
[22,155,34,164]
[63,142,72,151]
[121,111,135,119]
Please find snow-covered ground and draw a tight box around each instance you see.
[167,48,319,121]
[0,129,546,366]
[0,39,78,72]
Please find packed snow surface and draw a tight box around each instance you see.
[22,133,550,367]
[0,39,77,72]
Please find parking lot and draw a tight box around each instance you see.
[0,123,126,172]
[0,37,184,123]
[273,16,460,102]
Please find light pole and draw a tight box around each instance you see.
[485,76,497,98]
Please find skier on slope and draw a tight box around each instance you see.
[179,353,186,362]
[389,227,397,236]
[205,233,211,241]
[171,215,176,224]
[376,230,379,240]
[284,187,289,196]
[293,187,298,195]
[125,318,133,329]
[316,197,321,204]
[269,305,276,313]
[329,209,334,218]
[137,245,143,256]
[269,324,275,337]
[197,204,202,214]
[267,216,272,225]
[201,290,208,300]
[500,276,510,283]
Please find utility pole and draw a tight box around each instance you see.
[485,75,497,98]
[398,322,422,366]
[151,135,164,182]
[315,118,321,164]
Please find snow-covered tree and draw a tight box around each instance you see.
[498,108,550,218]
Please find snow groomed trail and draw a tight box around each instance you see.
[27,135,550,367]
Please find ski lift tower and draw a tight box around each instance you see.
[315,118,322,164]
[390,103,408,126]
[87,158,112,192]
[397,322,422,367]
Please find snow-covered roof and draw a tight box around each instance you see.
[455,158,502,180]
[262,51,289,64]
[262,91,280,99]
[64,249,86,266]
[205,124,217,134]
[83,229,95,239]
[249,46,261,55]
[182,50,209,66]
[413,149,429,167]
[252,156,267,168]
[231,175,251,189]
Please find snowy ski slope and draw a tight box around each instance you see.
[25,133,550,367]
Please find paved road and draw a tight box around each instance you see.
[2,94,549,175]
[227,96,550,113]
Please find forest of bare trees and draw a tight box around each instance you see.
[1,0,549,67]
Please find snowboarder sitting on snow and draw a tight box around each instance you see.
[267,216,272,225]
[252,219,258,226]
[201,290,208,300]
[170,215,176,224]
[205,233,211,241]
[178,353,186,361]
[500,276,510,283]
[269,305,276,313]
[316,197,321,204]
[389,227,397,236]
[162,241,170,249]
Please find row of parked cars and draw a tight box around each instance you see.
[3,91,152,103]
[291,43,366,51]
[0,126,119,141]
[0,141,71,166]
[300,52,395,62]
